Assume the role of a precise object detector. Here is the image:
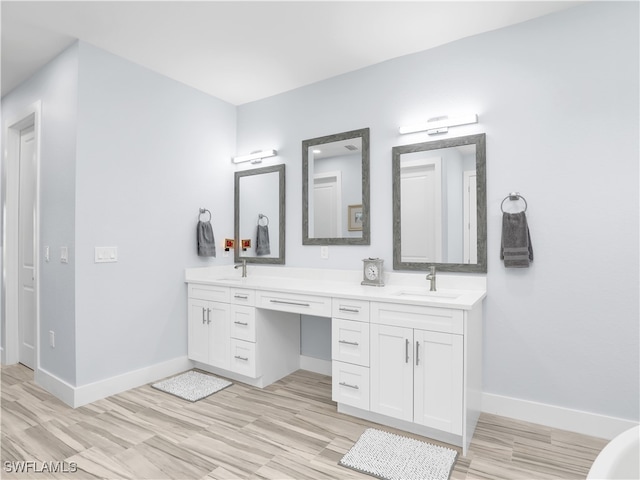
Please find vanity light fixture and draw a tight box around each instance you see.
[399,114,478,135]
[231,149,277,164]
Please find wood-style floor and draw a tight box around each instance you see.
[1,364,608,479]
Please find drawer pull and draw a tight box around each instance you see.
[415,341,420,366]
[339,381,359,390]
[234,294,249,300]
[270,299,310,307]
[339,340,359,346]
[234,321,249,326]
[339,307,360,313]
[202,307,206,324]
[234,355,249,361]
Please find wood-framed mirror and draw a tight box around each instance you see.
[392,133,486,273]
[234,164,285,264]
[302,128,370,245]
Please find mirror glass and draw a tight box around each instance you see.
[234,164,285,264]
[302,128,370,245]
[392,133,486,273]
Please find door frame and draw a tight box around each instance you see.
[2,101,42,367]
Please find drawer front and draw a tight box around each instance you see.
[188,283,230,303]
[256,290,332,317]
[230,305,256,342]
[231,288,255,306]
[230,339,258,378]
[332,361,370,410]
[371,302,463,334]
[332,298,370,322]
[332,318,370,367]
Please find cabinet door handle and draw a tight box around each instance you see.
[207,308,212,324]
[234,321,249,326]
[339,307,359,313]
[234,355,249,361]
[234,294,248,300]
[415,341,420,366]
[339,381,359,390]
[202,307,207,324]
[339,340,359,346]
[405,338,410,363]
[270,299,310,307]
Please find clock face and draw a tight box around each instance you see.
[365,264,379,280]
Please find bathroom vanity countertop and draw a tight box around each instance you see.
[185,267,486,310]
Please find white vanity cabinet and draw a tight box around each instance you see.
[187,282,300,388]
[187,284,230,369]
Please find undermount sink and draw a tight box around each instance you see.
[393,289,462,299]
[215,277,245,282]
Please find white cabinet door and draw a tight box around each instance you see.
[188,298,211,363]
[370,324,413,422]
[208,302,231,370]
[414,329,463,435]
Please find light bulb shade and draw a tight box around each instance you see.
[399,114,478,135]
[231,149,277,164]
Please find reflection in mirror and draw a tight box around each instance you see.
[392,133,486,273]
[302,128,370,245]
[234,164,285,264]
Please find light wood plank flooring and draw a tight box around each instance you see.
[1,364,608,479]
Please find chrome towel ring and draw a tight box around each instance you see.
[198,208,212,222]
[258,213,269,226]
[501,192,527,213]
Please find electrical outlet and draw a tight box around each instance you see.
[60,246,68,263]
[320,246,329,259]
[49,330,55,348]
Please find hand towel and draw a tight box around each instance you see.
[197,220,216,257]
[500,212,533,268]
[256,224,271,256]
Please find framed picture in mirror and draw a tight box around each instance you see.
[348,204,363,231]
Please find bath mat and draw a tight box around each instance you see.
[151,370,232,402]
[339,428,458,480]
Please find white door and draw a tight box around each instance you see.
[400,158,442,263]
[18,125,36,369]
[313,172,342,238]
[370,324,414,421]
[463,171,477,264]
[413,329,463,435]
[208,302,230,369]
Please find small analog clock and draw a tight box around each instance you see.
[361,257,384,287]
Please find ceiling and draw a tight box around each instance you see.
[1,1,582,105]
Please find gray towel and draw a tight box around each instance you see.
[500,212,533,268]
[197,221,216,257]
[256,224,270,256]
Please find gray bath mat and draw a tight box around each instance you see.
[151,370,232,402]
[339,428,458,480]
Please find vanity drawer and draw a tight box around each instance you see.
[332,298,370,322]
[188,284,230,303]
[332,361,370,410]
[230,339,259,378]
[332,318,370,367]
[256,290,332,317]
[231,288,255,306]
[371,302,463,335]
[230,305,256,342]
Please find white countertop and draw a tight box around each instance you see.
[185,266,486,310]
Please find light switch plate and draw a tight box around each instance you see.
[60,246,68,263]
[95,246,118,263]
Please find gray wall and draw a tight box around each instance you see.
[1,44,80,384]
[237,2,639,421]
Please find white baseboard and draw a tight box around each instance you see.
[299,355,332,376]
[36,356,192,408]
[482,392,638,440]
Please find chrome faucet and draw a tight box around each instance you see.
[426,266,437,291]
[234,259,247,278]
